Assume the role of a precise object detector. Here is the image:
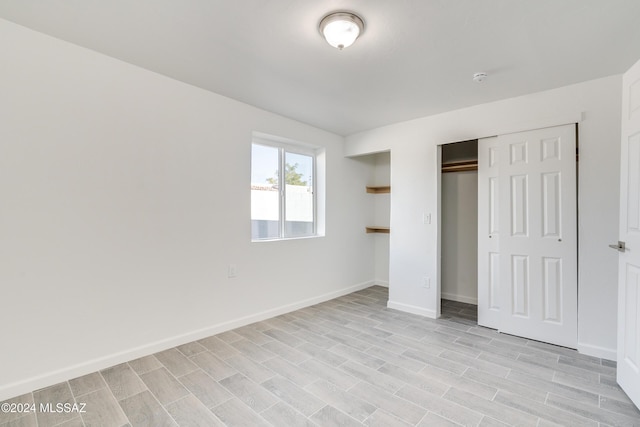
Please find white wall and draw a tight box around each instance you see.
[441,171,478,304]
[345,75,622,359]
[251,185,313,221]
[0,19,376,400]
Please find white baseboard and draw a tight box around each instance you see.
[441,292,478,305]
[387,300,437,319]
[373,280,389,288]
[0,281,375,402]
[577,342,617,361]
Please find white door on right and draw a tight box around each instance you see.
[616,58,640,409]
[478,124,577,348]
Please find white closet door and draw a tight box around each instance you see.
[478,125,577,348]
[616,58,640,409]
[478,136,500,329]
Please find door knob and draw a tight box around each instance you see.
[609,241,626,252]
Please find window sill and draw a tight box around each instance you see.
[251,234,324,243]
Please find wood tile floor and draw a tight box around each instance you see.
[2,286,639,426]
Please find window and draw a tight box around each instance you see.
[251,136,318,241]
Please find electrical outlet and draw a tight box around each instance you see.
[422,276,431,289]
[228,264,238,278]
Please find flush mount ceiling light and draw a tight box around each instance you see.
[319,11,365,50]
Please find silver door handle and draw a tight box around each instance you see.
[609,241,626,252]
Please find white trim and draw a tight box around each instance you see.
[577,342,617,362]
[0,281,375,402]
[387,300,437,319]
[441,292,478,305]
[374,280,389,288]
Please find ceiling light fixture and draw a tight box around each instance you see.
[319,11,364,50]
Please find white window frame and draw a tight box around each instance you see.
[251,135,320,241]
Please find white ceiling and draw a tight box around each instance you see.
[1,0,639,136]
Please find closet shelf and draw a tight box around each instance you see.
[366,185,390,233]
[366,226,390,234]
[442,160,477,173]
[366,186,391,194]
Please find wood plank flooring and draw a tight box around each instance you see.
[1,286,639,426]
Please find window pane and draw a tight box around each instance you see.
[284,151,314,237]
[251,144,279,239]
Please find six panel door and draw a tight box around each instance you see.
[616,57,640,408]
[478,124,578,348]
[478,136,501,329]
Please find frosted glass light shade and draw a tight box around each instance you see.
[319,12,364,50]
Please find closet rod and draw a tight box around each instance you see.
[441,160,478,173]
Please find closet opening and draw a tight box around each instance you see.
[438,125,577,347]
[440,139,479,319]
